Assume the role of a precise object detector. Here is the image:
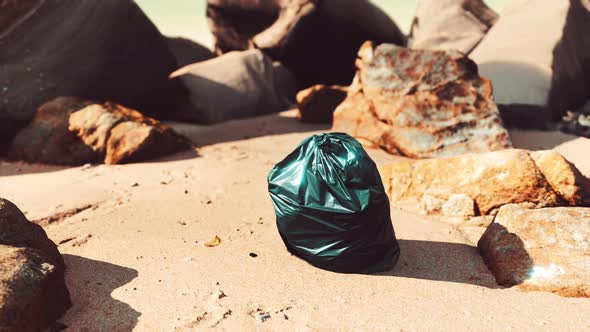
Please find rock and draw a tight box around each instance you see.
[0,198,70,330]
[0,198,64,267]
[170,50,296,124]
[530,150,590,206]
[408,0,498,54]
[5,97,98,165]
[478,204,590,297]
[332,42,512,158]
[470,0,590,127]
[0,0,182,147]
[379,149,590,216]
[166,37,215,67]
[0,246,71,331]
[420,195,445,215]
[296,85,347,123]
[441,194,476,218]
[206,0,406,87]
[8,99,191,165]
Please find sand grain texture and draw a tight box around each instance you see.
[2,111,590,330]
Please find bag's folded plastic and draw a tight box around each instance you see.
[268,133,400,273]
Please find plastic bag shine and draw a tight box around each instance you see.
[268,133,400,273]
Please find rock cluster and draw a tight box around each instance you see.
[206,0,406,87]
[333,42,512,158]
[0,1,182,149]
[0,198,70,331]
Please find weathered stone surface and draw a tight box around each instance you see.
[409,0,498,54]
[333,42,512,158]
[379,149,590,216]
[6,97,98,165]
[170,50,296,124]
[0,0,182,147]
[442,194,476,218]
[0,0,40,31]
[0,198,70,331]
[8,99,192,165]
[166,37,215,67]
[0,198,63,268]
[531,150,590,206]
[471,0,590,126]
[0,246,70,331]
[296,85,347,123]
[206,0,406,87]
[478,204,590,297]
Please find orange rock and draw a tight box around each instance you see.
[69,102,192,165]
[530,150,590,206]
[7,97,98,165]
[478,204,590,297]
[333,42,512,158]
[379,149,590,216]
[296,85,347,123]
[0,198,71,330]
[8,98,191,165]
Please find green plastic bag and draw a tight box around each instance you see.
[268,133,400,273]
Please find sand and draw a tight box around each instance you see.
[2,110,590,331]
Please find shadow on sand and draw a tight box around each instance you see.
[59,254,140,331]
[167,111,330,148]
[377,239,499,289]
[0,161,70,177]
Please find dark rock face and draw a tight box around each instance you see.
[0,0,40,32]
[471,0,590,126]
[7,98,192,165]
[408,0,498,54]
[170,49,297,124]
[333,42,511,158]
[166,37,216,67]
[0,0,182,147]
[0,198,64,268]
[206,0,406,88]
[296,85,347,123]
[0,198,71,331]
[478,204,590,297]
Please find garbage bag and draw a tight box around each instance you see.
[267,133,400,273]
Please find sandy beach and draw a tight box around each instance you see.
[2,110,590,331]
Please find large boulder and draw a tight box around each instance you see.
[166,37,216,67]
[379,149,590,217]
[7,98,192,165]
[206,0,406,87]
[0,198,70,331]
[408,0,498,54]
[170,50,297,124]
[0,0,182,150]
[470,0,590,127]
[478,204,590,297]
[332,42,512,158]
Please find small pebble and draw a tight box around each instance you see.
[249,253,258,258]
[256,314,271,323]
